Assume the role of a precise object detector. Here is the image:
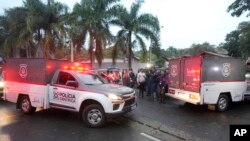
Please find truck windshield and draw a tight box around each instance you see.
[77,73,106,85]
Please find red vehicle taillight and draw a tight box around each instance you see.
[168,89,175,94]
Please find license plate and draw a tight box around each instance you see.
[178,92,185,95]
[131,104,137,110]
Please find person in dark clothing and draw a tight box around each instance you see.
[129,68,136,88]
[146,69,153,96]
[122,69,130,87]
[151,70,160,101]
[159,69,169,103]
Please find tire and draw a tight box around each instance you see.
[216,94,229,112]
[20,96,36,115]
[82,104,106,128]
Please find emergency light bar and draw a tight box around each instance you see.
[63,66,89,72]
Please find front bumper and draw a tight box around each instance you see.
[244,94,250,101]
[106,102,137,118]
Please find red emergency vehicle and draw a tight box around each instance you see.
[166,52,248,111]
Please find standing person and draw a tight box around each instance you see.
[136,68,146,98]
[146,69,153,96]
[151,69,160,101]
[164,69,170,95]
[122,69,130,87]
[159,69,169,103]
[159,70,166,103]
[129,68,136,88]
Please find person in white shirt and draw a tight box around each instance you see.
[136,68,146,98]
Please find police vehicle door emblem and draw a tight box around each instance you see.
[19,64,28,78]
[171,65,177,77]
[222,63,230,77]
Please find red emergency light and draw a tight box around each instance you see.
[63,66,89,72]
[168,89,175,94]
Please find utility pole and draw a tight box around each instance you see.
[70,41,74,62]
[149,45,152,64]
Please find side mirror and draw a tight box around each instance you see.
[66,80,78,88]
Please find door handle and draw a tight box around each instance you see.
[53,88,58,90]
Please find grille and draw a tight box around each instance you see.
[122,91,135,100]
[124,98,135,107]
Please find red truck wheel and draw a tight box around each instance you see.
[20,96,36,114]
[216,94,229,112]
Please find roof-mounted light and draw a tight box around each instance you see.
[63,65,89,72]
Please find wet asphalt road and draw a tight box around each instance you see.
[127,94,250,141]
[0,100,180,141]
[1,95,250,141]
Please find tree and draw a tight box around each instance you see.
[188,42,215,56]
[1,7,33,58]
[228,0,250,17]
[71,0,121,66]
[226,0,250,58]
[0,15,10,56]
[221,30,241,57]
[24,0,68,58]
[165,46,179,58]
[113,0,160,68]
[238,21,250,57]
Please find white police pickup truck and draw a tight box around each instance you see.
[3,58,136,127]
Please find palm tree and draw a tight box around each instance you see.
[0,15,11,56]
[71,0,121,66]
[112,0,160,68]
[0,7,33,58]
[24,0,68,58]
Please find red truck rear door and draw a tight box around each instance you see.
[182,56,201,92]
[169,58,181,89]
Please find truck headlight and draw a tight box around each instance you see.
[107,94,122,100]
[0,81,4,87]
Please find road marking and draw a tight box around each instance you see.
[140,133,162,141]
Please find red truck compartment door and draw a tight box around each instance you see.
[182,56,201,92]
[169,59,181,89]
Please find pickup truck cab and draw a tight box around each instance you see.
[3,59,136,127]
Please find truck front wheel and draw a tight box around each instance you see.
[216,94,229,112]
[82,104,106,128]
[20,96,36,114]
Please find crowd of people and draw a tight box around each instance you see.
[135,68,169,103]
[103,67,169,103]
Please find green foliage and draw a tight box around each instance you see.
[188,42,215,56]
[112,0,160,68]
[165,46,179,58]
[219,21,250,58]
[220,30,241,57]
[139,51,157,63]
[0,0,68,58]
[224,0,250,58]
[71,0,121,66]
[228,0,250,17]
[237,21,250,57]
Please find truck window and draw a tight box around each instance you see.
[76,73,105,85]
[57,72,76,85]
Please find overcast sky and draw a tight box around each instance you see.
[0,0,249,49]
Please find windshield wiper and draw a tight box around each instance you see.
[85,83,94,85]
